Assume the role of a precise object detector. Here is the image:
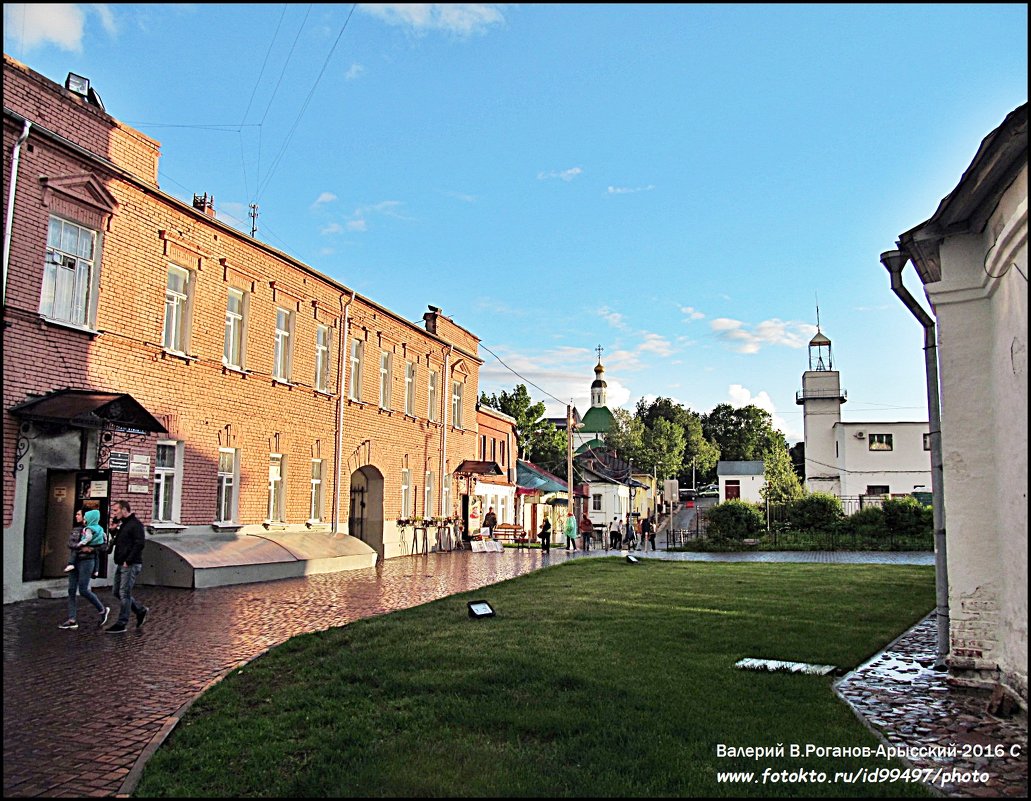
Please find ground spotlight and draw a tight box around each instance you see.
[626,555,639,564]
[467,600,495,619]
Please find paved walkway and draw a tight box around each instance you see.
[5,548,1021,799]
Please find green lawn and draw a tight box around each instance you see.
[136,561,935,797]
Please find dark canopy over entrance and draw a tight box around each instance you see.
[9,388,167,433]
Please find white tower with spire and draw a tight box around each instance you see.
[590,348,607,407]
[796,323,846,495]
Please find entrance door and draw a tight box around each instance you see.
[725,481,740,500]
[40,471,78,579]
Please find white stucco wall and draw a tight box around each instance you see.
[586,483,629,529]
[717,474,764,503]
[925,163,1027,703]
[834,421,931,498]
[801,369,843,495]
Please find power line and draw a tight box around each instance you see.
[240,3,289,127]
[255,4,357,202]
[478,342,569,408]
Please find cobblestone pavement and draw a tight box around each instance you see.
[836,615,1028,798]
[6,547,1008,800]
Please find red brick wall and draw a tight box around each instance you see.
[3,55,480,535]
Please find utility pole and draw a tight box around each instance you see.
[566,403,574,517]
[249,203,259,237]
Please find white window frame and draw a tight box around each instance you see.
[310,459,324,522]
[452,380,464,429]
[442,473,451,519]
[379,350,393,410]
[424,470,434,518]
[163,264,192,353]
[224,288,247,369]
[216,448,239,523]
[273,307,294,381]
[315,324,331,392]
[349,339,364,401]
[40,215,98,328]
[404,361,416,416]
[153,440,183,523]
[400,468,412,518]
[593,493,602,512]
[268,454,285,522]
[428,369,439,422]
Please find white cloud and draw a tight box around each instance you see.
[346,219,367,232]
[637,333,674,357]
[320,222,343,235]
[312,192,337,207]
[345,63,365,80]
[538,167,583,182]
[710,318,817,354]
[358,4,506,37]
[597,306,628,330]
[606,184,655,195]
[679,305,705,320]
[727,384,798,440]
[5,4,86,51]
[444,190,478,203]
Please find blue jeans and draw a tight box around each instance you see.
[113,563,146,626]
[67,556,105,620]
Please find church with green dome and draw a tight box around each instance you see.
[573,357,615,453]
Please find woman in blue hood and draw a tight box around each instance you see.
[58,509,110,630]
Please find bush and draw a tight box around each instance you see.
[882,496,933,538]
[787,493,843,533]
[840,505,885,540]
[706,500,765,541]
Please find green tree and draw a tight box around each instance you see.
[642,417,686,479]
[760,444,805,505]
[479,384,548,459]
[701,404,784,463]
[635,398,718,484]
[607,407,645,465]
[788,441,806,481]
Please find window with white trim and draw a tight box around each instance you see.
[216,448,238,523]
[268,454,285,522]
[224,288,246,369]
[442,473,451,518]
[310,459,324,522]
[428,369,439,421]
[41,216,97,327]
[349,339,364,401]
[379,350,393,409]
[152,441,181,522]
[163,264,192,352]
[400,468,412,518]
[404,361,415,416]
[424,471,434,518]
[593,493,602,511]
[273,307,293,381]
[922,433,931,451]
[452,380,464,429]
[315,324,331,392]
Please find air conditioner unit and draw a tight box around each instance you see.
[854,431,866,439]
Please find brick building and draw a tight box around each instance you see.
[3,55,481,602]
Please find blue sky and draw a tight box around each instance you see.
[5,4,1027,442]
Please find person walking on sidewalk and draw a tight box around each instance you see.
[58,509,110,630]
[578,511,594,551]
[106,500,149,634]
[538,518,552,553]
[641,515,655,551]
[564,513,578,551]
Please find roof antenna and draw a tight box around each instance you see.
[815,292,821,332]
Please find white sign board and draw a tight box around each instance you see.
[663,479,679,501]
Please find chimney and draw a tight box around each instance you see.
[192,193,215,217]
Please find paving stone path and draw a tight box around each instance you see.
[5,548,1023,798]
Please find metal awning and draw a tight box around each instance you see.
[9,389,167,433]
[454,459,503,476]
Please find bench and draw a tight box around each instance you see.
[494,524,530,548]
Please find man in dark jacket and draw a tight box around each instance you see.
[106,499,149,633]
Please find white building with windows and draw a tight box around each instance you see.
[797,329,931,501]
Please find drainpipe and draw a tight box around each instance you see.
[331,290,356,535]
[3,118,32,308]
[440,344,453,516]
[881,249,949,669]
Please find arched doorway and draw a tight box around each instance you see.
[348,466,384,554]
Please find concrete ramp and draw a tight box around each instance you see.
[140,531,378,589]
